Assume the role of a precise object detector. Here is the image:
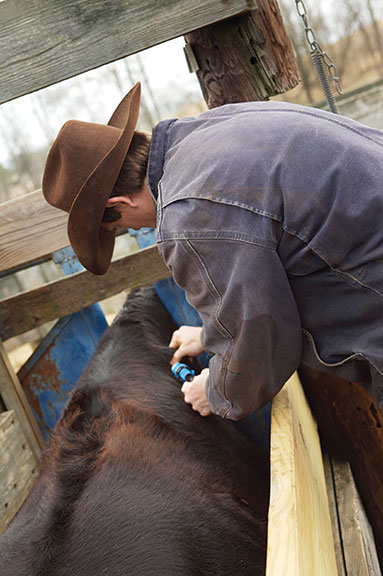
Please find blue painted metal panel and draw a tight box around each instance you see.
[19,306,107,441]
[19,247,108,440]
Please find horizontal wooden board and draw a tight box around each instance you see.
[266,372,338,575]
[0,190,68,273]
[0,245,171,340]
[0,410,37,532]
[0,0,256,103]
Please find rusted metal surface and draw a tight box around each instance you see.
[18,307,107,441]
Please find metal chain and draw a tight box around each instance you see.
[295,0,342,112]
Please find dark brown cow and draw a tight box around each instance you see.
[0,287,269,575]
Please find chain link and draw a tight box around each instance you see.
[295,0,342,96]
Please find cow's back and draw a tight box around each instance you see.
[0,288,268,575]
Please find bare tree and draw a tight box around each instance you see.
[279,0,315,102]
[366,0,383,74]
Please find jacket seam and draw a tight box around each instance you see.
[183,239,234,411]
[183,240,234,343]
[158,232,277,250]
[282,227,383,299]
[160,195,283,223]
[201,106,383,150]
[302,329,383,377]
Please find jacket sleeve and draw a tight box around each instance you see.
[158,238,302,420]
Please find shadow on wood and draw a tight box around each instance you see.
[299,364,383,569]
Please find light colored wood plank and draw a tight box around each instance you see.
[0,410,37,532]
[0,190,68,272]
[0,341,44,460]
[0,245,171,340]
[332,458,381,576]
[323,454,347,576]
[0,0,256,104]
[266,372,338,576]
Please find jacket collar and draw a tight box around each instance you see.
[147,118,176,205]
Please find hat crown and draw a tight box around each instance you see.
[43,120,120,213]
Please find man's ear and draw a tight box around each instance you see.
[105,195,138,208]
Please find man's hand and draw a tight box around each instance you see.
[181,368,211,417]
[169,326,204,365]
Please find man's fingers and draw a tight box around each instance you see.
[170,345,186,365]
[181,380,211,417]
[181,381,191,398]
[168,330,181,348]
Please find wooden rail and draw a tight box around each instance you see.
[0,0,256,103]
[0,245,171,340]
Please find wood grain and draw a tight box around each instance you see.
[323,454,347,576]
[266,372,338,575]
[0,0,256,104]
[185,1,299,108]
[0,245,171,340]
[0,190,68,273]
[0,341,44,459]
[331,457,381,575]
[0,410,37,532]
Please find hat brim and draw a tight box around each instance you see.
[67,83,141,275]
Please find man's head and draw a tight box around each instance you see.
[101,130,154,230]
[42,83,152,275]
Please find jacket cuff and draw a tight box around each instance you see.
[205,373,233,418]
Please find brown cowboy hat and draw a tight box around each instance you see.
[42,82,141,275]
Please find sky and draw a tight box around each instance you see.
[0,36,202,170]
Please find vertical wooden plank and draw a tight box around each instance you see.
[266,372,338,576]
[0,410,37,532]
[0,340,43,460]
[332,458,381,576]
[323,454,347,576]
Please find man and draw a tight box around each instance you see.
[43,82,383,419]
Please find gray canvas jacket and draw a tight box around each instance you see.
[147,101,383,419]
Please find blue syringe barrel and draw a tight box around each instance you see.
[171,362,195,383]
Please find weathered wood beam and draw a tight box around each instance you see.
[0,410,37,532]
[330,457,381,574]
[0,246,171,341]
[266,372,337,575]
[299,364,383,568]
[184,0,299,108]
[0,0,256,103]
[0,342,44,459]
[0,190,68,273]
[322,454,346,576]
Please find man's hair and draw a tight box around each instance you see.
[102,131,151,223]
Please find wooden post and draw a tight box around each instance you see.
[299,365,383,568]
[184,0,299,108]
